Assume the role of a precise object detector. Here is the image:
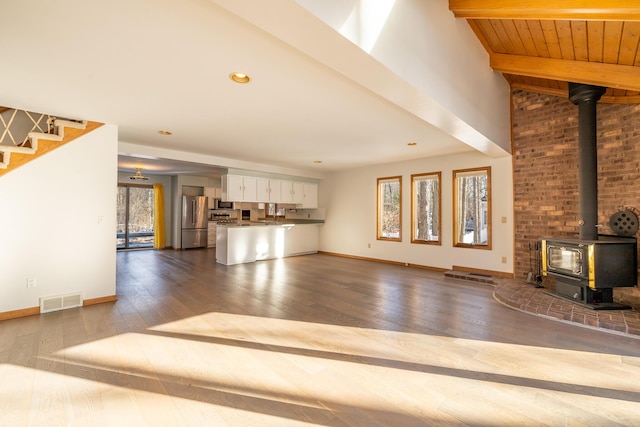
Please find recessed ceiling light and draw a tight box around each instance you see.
[158,130,172,135]
[230,72,251,83]
[407,142,417,146]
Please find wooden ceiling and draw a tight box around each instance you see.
[449,1,640,103]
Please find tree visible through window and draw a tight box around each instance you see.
[453,167,491,249]
[117,184,155,249]
[411,172,441,244]
[377,176,401,241]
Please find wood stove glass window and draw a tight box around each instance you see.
[411,172,441,245]
[377,176,402,241]
[547,245,584,276]
[453,167,491,249]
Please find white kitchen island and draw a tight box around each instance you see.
[216,222,321,265]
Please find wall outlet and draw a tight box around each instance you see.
[367,243,371,248]
[501,256,507,264]
[27,278,37,288]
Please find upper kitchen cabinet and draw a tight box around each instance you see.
[223,174,318,206]
[222,174,257,202]
[281,180,317,207]
[257,178,282,203]
[302,183,318,208]
[281,181,304,205]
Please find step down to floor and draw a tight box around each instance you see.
[444,270,496,285]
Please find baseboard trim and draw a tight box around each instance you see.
[318,251,448,272]
[0,306,40,321]
[0,295,117,322]
[452,265,514,279]
[84,295,118,306]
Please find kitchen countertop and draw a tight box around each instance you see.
[217,219,324,227]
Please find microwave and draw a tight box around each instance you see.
[214,199,235,210]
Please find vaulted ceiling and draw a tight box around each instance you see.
[449,1,640,103]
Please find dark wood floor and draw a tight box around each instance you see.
[2,249,640,426]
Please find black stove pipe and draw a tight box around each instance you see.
[568,83,606,241]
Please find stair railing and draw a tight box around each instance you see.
[0,107,52,148]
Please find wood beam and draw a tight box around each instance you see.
[449,1,640,21]
[509,82,640,104]
[490,53,640,92]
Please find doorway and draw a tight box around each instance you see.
[117,184,155,249]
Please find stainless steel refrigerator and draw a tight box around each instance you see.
[181,195,208,249]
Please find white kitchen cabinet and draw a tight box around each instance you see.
[224,174,317,206]
[257,178,282,202]
[280,180,294,203]
[242,176,257,202]
[302,183,318,208]
[216,223,320,265]
[222,174,241,201]
[222,174,257,202]
[291,181,304,205]
[269,179,282,202]
[207,222,217,247]
[256,178,269,202]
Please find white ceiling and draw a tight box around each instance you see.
[1,0,508,179]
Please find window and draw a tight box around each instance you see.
[377,176,402,241]
[117,183,155,249]
[411,172,441,244]
[453,167,491,249]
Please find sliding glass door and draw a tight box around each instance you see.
[117,184,154,249]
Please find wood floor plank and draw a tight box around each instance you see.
[2,249,640,426]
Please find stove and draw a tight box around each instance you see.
[541,235,636,309]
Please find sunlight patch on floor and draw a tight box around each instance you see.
[18,311,639,425]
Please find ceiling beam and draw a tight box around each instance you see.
[491,54,640,92]
[449,1,640,20]
[509,82,640,104]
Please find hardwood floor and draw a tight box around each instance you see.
[2,249,640,426]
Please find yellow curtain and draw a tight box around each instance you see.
[153,183,166,249]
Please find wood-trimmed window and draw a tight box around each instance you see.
[453,167,491,249]
[377,176,402,241]
[411,172,441,245]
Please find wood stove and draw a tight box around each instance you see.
[539,83,638,309]
[542,236,636,309]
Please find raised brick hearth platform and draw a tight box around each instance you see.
[445,271,640,338]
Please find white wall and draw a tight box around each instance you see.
[295,0,511,155]
[319,151,514,274]
[0,125,118,312]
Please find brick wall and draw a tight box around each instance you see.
[512,89,640,281]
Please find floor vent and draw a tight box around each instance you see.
[443,270,496,285]
[40,292,83,313]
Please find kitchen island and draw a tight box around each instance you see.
[215,222,321,265]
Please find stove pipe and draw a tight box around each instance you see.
[568,83,606,241]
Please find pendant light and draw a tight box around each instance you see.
[128,168,149,181]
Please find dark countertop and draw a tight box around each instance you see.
[217,219,324,227]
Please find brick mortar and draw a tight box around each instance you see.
[512,90,640,293]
